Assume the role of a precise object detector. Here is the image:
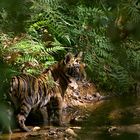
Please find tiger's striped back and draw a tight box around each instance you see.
[8,52,85,132]
[9,70,61,116]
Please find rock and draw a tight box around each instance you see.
[32,126,41,131]
[65,128,77,137]
[108,126,117,133]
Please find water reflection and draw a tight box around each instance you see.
[0,131,29,140]
[1,96,140,140]
[94,132,140,140]
[0,134,11,140]
[78,96,140,140]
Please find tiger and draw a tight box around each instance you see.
[7,52,85,132]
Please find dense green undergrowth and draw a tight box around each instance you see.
[0,0,140,95]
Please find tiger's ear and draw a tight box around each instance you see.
[64,53,73,64]
[75,51,83,58]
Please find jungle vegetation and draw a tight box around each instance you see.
[0,0,140,98]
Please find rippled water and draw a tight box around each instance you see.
[1,96,140,140]
[77,96,140,140]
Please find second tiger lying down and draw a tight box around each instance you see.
[8,52,85,132]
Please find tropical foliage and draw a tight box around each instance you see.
[0,0,140,95]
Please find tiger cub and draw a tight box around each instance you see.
[8,52,85,132]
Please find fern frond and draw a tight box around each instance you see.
[9,39,45,54]
[121,0,140,23]
[29,1,72,46]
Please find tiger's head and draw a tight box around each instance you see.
[63,52,86,81]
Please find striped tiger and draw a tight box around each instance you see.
[8,52,85,132]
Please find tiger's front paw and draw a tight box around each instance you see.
[17,114,31,132]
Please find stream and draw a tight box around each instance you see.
[1,96,140,140]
